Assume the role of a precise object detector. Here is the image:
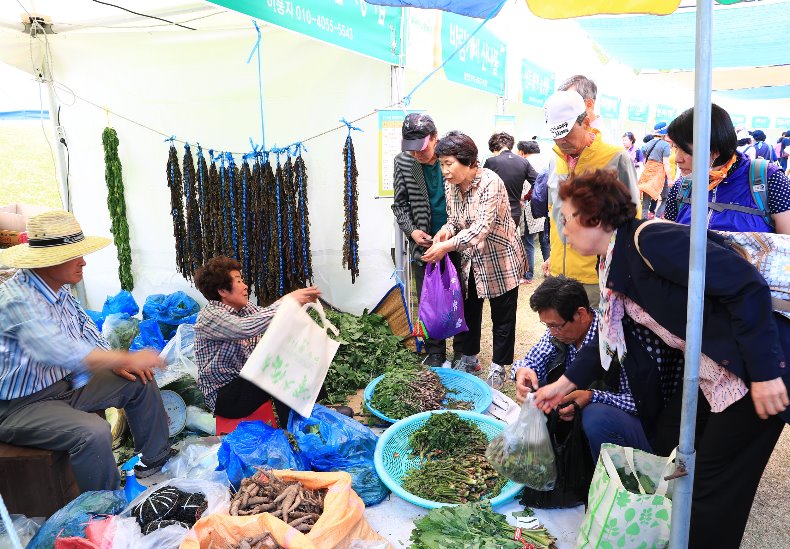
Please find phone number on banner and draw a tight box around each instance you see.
[265,1,355,40]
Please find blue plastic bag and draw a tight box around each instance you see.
[143,292,200,339]
[129,318,167,352]
[85,309,105,331]
[216,421,308,489]
[101,290,139,317]
[27,490,126,549]
[288,404,390,506]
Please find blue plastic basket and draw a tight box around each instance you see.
[363,367,493,423]
[373,410,523,509]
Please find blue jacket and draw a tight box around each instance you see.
[566,219,789,426]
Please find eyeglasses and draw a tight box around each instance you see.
[540,319,569,331]
[560,211,579,226]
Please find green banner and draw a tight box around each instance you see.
[599,94,621,120]
[520,59,554,108]
[776,117,790,130]
[730,114,746,127]
[213,0,402,64]
[654,105,677,124]
[440,12,506,95]
[627,100,649,123]
[752,116,770,129]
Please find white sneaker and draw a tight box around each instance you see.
[486,363,505,390]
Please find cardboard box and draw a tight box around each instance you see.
[0,203,51,232]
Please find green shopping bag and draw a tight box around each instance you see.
[577,444,676,549]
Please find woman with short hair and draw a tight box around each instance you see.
[193,256,322,424]
[664,104,790,233]
[534,169,789,549]
[421,131,526,390]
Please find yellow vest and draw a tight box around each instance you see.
[548,133,638,284]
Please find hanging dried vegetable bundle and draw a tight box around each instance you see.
[206,151,222,260]
[197,145,211,264]
[272,155,286,297]
[220,154,234,258]
[102,127,134,290]
[240,155,254,283]
[341,125,360,283]
[262,156,280,303]
[282,154,298,292]
[166,142,189,277]
[183,143,203,279]
[293,148,312,283]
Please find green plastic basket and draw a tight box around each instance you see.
[373,410,523,509]
[363,367,492,423]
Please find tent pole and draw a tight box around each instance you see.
[669,0,713,547]
[391,64,411,315]
[43,65,72,213]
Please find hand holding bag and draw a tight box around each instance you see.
[240,298,340,418]
[417,255,468,340]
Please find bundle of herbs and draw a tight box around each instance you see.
[402,453,505,504]
[409,501,557,549]
[409,412,488,459]
[315,308,421,405]
[369,365,473,420]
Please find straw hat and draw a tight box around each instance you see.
[0,210,111,268]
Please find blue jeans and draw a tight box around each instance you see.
[522,230,535,279]
[581,403,653,462]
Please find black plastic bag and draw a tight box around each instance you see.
[520,403,594,509]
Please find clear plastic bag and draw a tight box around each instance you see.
[485,394,557,491]
[185,406,216,435]
[0,514,44,549]
[156,324,198,387]
[101,313,140,351]
[161,436,225,481]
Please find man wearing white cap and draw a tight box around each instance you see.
[0,211,172,492]
[542,90,640,308]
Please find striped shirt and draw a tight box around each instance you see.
[0,269,108,400]
[193,299,281,412]
[442,168,526,299]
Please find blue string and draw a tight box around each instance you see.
[197,144,206,251]
[247,20,266,152]
[295,146,309,280]
[241,155,249,277]
[274,149,284,296]
[402,0,506,106]
[164,135,176,143]
[284,149,297,276]
[226,152,238,259]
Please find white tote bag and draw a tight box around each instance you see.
[239,298,340,417]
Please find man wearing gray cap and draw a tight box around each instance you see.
[392,113,471,371]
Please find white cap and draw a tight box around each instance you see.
[736,129,752,141]
[544,90,586,140]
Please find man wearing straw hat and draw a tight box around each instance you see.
[0,211,172,491]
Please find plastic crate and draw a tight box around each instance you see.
[363,367,492,423]
[373,410,523,509]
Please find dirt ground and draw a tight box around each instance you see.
[469,274,789,548]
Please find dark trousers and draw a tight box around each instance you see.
[459,267,519,366]
[413,251,466,357]
[0,372,170,492]
[214,376,329,428]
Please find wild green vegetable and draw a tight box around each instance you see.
[370,365,472,420]
[316,308,420,405]
[402,454,503,504]
[410,501,557,549]
[616,466,656,494]
[409,412,488,459]
[102,127,134,291]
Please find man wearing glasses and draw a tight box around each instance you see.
[513,276,653,458]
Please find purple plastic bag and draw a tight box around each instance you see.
[418,255,468,340]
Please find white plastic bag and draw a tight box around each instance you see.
[108,477,230,549]
[240,299,340,417]
[156,324,198,387]
[186,406,216,435]
[161,436,225,482]
[485,394,557,490]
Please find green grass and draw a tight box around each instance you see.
[0,120,62,209]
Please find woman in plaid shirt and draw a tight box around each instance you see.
[422,131,526,390]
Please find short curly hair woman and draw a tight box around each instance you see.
[538,168,789,549]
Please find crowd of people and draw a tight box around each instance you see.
[392,73,789,548]
[0,68,788,549]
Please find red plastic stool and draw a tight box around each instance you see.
[215,401,278,435]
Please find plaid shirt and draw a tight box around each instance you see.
[442,168,526,299]
[194,299,280,412]
[512,313,638,415]
[0,269,108,400]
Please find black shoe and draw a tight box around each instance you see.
[329,406,354,418]
[422,353,447,367]
[134,448,177,479]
